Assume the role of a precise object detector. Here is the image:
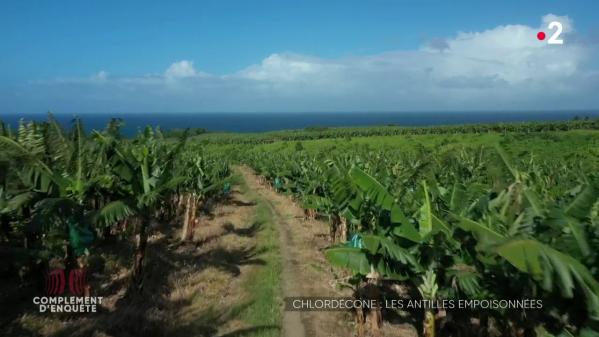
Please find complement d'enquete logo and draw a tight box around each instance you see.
[33,268,103,313]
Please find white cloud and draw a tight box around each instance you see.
[164,60,199,79]
[92,71,109,82]
[542,14,573,33]
[7,14,599,113]
[238,53,343,82]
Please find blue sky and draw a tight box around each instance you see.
[1,0,599,113]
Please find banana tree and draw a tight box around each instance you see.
[325,166,427,337]
[177,148,231,241]
[441,147,599,334]
[0,115,138,298]
[0,117,98,261]
[95,126,187,290]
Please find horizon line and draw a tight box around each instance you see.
[4,109,599,116]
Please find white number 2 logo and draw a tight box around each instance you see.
[547,21,563,45]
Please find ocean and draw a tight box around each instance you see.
[1,111,598,136]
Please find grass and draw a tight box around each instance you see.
[233,171,283,337]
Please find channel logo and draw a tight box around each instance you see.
[35,268,101,313]
[44,268,89,296]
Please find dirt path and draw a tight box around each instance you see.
[261,196,306,337]
[237,166,354,337]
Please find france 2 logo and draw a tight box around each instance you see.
[45,268,89,296]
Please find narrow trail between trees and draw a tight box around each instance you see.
[237,166,354,337]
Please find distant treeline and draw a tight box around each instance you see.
[2,116,599,145]
[191,118,599,144]
[164,128,208,137]
[0,118,208,139]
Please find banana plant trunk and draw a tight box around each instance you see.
[329,213,339,243]
[356,303,366,337]
[188,194,199,238]
[330,214,348,243]
[180,193,192,241]
[329,213,341,243]
[131,213,149,290]
[356,267,383,337]
[176,193,185,215]
[339,216,348,243]
[365,277,383,337]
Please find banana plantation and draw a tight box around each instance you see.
[1,115,599,337]
[242,141,599,337]
[0,115,230,298]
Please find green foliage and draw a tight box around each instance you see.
[239,133,599,332]
[0,115,230,279]
[3,115,599,334]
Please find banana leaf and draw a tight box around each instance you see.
[325,246,370,275]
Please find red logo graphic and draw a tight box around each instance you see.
[536,31,546,41]
[45,268,88,296]
[68,269,88,296]
[45,269,66,295]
